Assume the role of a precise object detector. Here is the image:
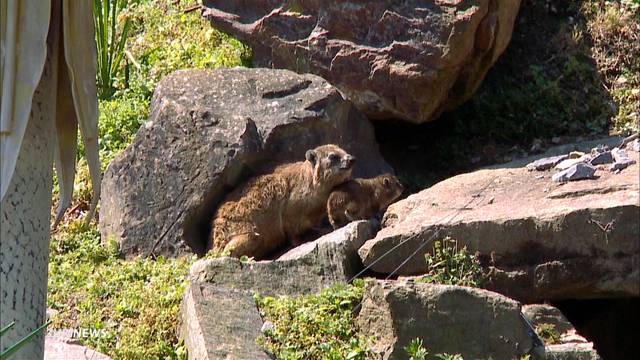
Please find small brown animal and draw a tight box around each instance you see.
[327,173,403,229]
[210,144,356,259]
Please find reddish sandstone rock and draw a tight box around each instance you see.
[202,0,521,123]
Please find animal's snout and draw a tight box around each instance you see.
[341,155,356,169]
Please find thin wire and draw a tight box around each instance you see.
[348,176,496,284]
[383,194,485,281]
[350,177,496,313]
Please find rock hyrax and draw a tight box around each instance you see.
[327,173,403,229]
[210,144,356,259]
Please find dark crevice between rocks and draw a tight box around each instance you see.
[181,155,298,259]
[262,80,312,99]
[553,298,640,360]
[181,158,257,257]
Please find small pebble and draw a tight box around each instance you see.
[589,151,613,165]
[552,163,597,182]
[261,321,275,333]
[526,154,568,171]
[555,155,590,171]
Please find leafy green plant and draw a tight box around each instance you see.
[255,280,370,360]
[405,338,465,360]
[97,91,149,163]
[124,0,251,98]
[535,323,561,345]
[405,338,429,360]
[93,0,132,99]
[417,237,486,287]
[581,0,640,133]
[0,320,52,360]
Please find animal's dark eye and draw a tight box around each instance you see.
[329,153,340,162]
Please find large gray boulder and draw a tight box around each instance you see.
[358,139,639,302]
[99,68,390,258]
[202,0,521,124]
[356,280,540,359]
[179,282,270,360]
[189,220,375,296]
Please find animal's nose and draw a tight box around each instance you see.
[343,155,356,168]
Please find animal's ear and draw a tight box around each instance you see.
[383,177,391,188]
[305,149,317,165]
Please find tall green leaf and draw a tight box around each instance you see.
[0,320,52,360]
[93,0,131,99]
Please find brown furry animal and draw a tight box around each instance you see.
[210,144,356,259]
[327,173,403,229]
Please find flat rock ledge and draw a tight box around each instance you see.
[358,138,639,303]
[190,220,375,296]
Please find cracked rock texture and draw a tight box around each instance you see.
[359,138,639,302]
[202,0,521,123]
[99,68,390,258]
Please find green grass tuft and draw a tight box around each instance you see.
[255,280,371,360]
[417,238,486,288]
[535,323,562,345]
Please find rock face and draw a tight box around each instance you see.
[202,0,521,124]
[180,282,270,360]
[190,220,375,296]
[99,68,390,258]
[356,280,540,359]
[358,139,639,302]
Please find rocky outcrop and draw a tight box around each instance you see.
[99,68,390,258]
[179,282,270,360]
[180,221,374,358]
[356,280,541,359]
[358,138,639,302]
[190,220,374,296]
[202,0,521,124]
